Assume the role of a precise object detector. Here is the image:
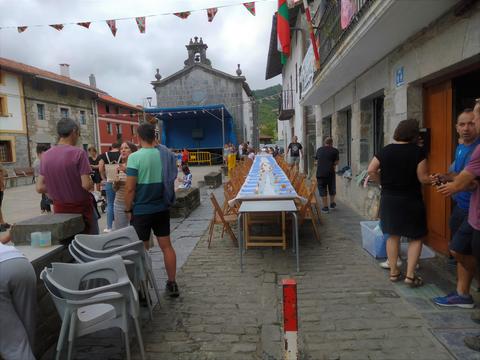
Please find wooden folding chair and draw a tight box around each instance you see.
[208,193,239,248]
[297,179,321,242]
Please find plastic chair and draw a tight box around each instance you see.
[40,255,145,360]
[73,226,161,319]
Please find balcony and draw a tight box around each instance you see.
[302,0,457,106]
[278,90,295,121]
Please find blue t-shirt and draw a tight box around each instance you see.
[452,138,480,210]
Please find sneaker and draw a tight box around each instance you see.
[433,291,475,309]
[321,207,329,214]
[103,228,112,233]
[464,335,480,352]
[166,281,180,298]
[2,223,11,229]
[379,258,403,269]
[329,202,336,209]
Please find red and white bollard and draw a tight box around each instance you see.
[282,279,298,360]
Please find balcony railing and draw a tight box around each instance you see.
[315,0,375,70]
[278,89,295,120]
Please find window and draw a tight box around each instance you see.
[322,116,332,143]
[105,104,110,113]
[0,96,8,117]
[115,107,120,115]
[131,125,135,135]
[32,78,43,91]
[78,91,85,100]
[0,140,13,162]
[79,110,86,125]
[107,122,112,134]
[37,104,45,120]
[360,95,384,165]
[337,108,352,168]
[130,111,134,118]
[58,85,67,96]
[116,124,122,135]
[60,108,69,119]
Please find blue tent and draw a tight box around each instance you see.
[145,104,237,150]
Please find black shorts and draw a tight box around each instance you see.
[317,174,336,197]
[449,206,474,255]
[472,229,480,261]
[0,191,3,207]
[132,210,170,241]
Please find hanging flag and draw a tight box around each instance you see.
[340,0,357,29]
[77,22,91,29]
[243,2,256,16]
[49,24,64,31]
[106,20,117,36]
[17,26,27,33]
[207,8,218,22]
[302,0,320,70]
[135,17,146,33]
[277,0,290,65]
[174,12,191,19]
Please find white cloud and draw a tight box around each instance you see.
[0,0,281,104]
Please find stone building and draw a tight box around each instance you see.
[0,58,105,163]
[151,36,258,148]
[267,0,480,254]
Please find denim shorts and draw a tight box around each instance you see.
[449,205,474,255]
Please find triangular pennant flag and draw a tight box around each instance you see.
[135,17,146,33]
[17,26,27,33]
[243,2,256,16]
[174,12,191,19]
[49,24,64,31]
[207,8,218,22]
[77,22,91,29]
[106,20,117,36]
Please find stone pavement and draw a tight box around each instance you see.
[7,179,478,359]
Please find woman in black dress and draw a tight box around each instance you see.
[88,146,102,192]
[368,119,430,287]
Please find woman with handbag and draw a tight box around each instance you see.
[99,143,121,232]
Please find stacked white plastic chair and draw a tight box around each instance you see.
[40,255,145,360]
[72,226,161,319]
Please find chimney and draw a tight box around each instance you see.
[59,63,70,78]
[89,74,97,88]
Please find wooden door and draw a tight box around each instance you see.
[423,81,453,254]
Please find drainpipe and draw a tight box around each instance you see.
[92,97,101,151]
[22,75,32,166]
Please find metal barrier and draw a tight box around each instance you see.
[189,151,212,166]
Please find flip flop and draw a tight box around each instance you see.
[405,275,424,288]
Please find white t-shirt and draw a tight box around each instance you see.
[0,243,25,263]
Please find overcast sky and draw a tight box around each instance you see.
[0,0,281,105]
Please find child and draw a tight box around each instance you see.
[178,164,192,189]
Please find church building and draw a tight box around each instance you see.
[151,37,258,149]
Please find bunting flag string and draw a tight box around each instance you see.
[106,20,117,36]
[49,24,64,31]
[243,2,256,16]
[207,8,218,22]
[174,12,191,19]
[77,22,91,29]
[135,17,146,33]
[2,0,272,32]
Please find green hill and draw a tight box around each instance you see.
[253,84,281,141]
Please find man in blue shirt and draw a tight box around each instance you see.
[434,109,479,308]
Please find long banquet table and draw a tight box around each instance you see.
[231,154,301,272]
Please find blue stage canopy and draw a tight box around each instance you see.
[145,104,237,150]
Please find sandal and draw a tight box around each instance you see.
[389,272,402,282]
[405,274,424,288]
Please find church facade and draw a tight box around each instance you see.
[151,37,258,148]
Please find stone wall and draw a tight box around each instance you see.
[23,76,96,161]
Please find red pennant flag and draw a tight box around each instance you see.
[49,24,64,31]
[174,12,191,19]
[17,26,28,33]
[243,2,256,16]
[135,17,146,33]
[106,20,117,36]
[207,8,218,22]
[77,22,91,29]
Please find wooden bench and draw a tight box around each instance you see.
[3,167,35,187]
[15,167,35,183]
